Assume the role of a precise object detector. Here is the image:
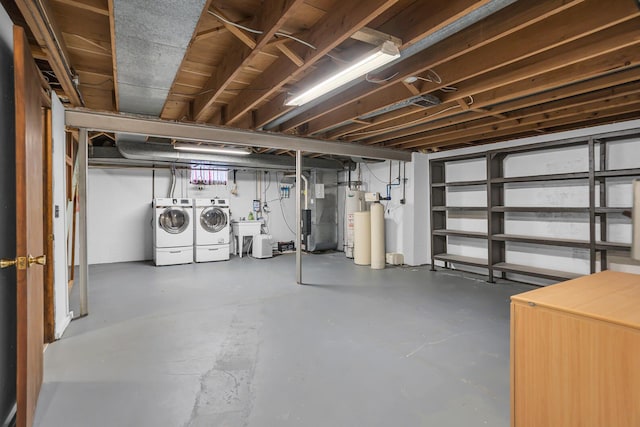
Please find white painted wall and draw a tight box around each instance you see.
[343,153,429,266]
[85,167,298,264]
[51,94,71,338]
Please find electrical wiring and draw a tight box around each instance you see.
[279,195,296,235]
[405,70,458,93]
[362,162,389,184]
[208,11,317,50]
[208,10,262,34]
[274,32,317,50]
[365,72,399,84]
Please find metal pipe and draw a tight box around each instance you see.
[301,174,309,210]
[284,173,309,209]
[296,150,302,284]
[78,128,89,316]
[401,161,406,204]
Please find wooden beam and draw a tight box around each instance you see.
[410,101,640,151]
[325,105,426,139]
[63,33,111,56]
[222,0,401,126]
[302,5,640,135]
[402,81,420,96]
[194,25,230,41]
[349,65,640,144]
[456,98,470,110]
[192,0,306,122]
[52,0,108,16]
[16,0,83,106]
[209,7,257,49]
[272,0,582,133]
[276,42,304,67]
[350,26,402,47]
[381,0,495,49]
[396,85,640,149]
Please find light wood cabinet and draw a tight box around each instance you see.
[510,271,640,427]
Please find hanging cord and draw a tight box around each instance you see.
[405,69,458,92]
[208,11,317,50]
[365,72,399,85]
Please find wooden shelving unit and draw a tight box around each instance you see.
[430,129,640,284]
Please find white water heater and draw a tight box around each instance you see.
[345,190,366,258]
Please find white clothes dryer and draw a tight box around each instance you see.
[194,198,230,262]
[153,198,194,266]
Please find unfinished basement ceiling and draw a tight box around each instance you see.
[113,0,207,115]
[20,0,640,153]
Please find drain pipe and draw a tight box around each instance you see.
[284,173,308,209]
[262,0,517,131]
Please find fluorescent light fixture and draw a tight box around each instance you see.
[285,41,400,106]
[173,142,251,156]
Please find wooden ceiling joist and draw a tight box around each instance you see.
[16,0,83,106]
[209,7,257,49]
[394,83,640,149]
[360,67,640,146]
[53,0,108,16]
[413,101,640,151]
[220,0,401,126]
[303,8,640,137]
[192,0,306,122]
[38,0,640,153]
[271,0,583,133]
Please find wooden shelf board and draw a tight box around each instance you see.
[433,253,488,267]
[492,233,590,248]
[492,262,582,281]
[491,172,589,184]
[433,229,487,238]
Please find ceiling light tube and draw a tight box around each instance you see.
[285,41,400,107]
[173,142,251,155]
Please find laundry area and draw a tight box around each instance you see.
[2,1,640,427]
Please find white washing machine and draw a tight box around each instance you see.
[194,198,230,262]
[153,198,194,266]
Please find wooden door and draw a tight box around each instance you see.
[14,25,45,427]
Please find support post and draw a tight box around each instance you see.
[296,150,302,284]
[78,128,89,315]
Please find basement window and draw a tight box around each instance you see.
[190,166,228,185]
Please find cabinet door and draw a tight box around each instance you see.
[511,303,640,427]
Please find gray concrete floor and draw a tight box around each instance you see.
[34,253,534,427]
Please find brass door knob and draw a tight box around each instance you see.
[28,254,46,266]
[1,256,27,270]
[0,258,17,269]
